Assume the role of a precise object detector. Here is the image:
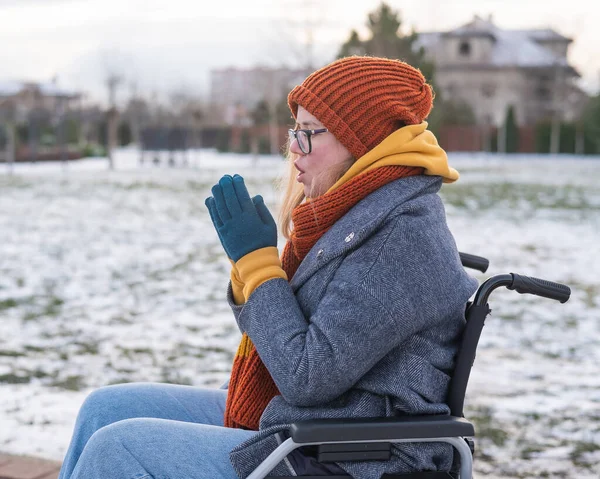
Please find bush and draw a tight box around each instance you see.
[118,122,132,146]
[534,121,598,154]
[215,128,231,153]
[504,106,519,153]
[81,143,106,158]
[65,118,80,144]
[239,129,251,154]
[258,136,271,154]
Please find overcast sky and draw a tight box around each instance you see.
[1,0,598,105]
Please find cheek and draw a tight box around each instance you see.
[305,153,326,174]
[334,142,353,162]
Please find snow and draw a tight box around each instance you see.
[1,148,599,478]
[490,29,568,68]
[417,17,570,69]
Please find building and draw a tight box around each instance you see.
[0,80,82,122]
[415,15,588,126]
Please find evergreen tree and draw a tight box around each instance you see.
[427,99,476,135]
[337,30,366,58]
[504,105,519,153]
[276,96,294,126]
[215,128,231,153]
[583,93,600,154]
[337,3,432,80]
[251,100,270,126]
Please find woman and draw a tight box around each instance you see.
[58,56,477,479]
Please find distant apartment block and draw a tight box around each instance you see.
[415,15,587,126]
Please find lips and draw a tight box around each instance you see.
[294,161,306,182]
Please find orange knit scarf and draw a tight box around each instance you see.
[224,165,424,430]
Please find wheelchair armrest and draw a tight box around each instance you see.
[289,415,475,444]
[252,417,475,479]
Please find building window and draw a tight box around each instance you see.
[537,86,552,101]
[482,83,496,98]
[446,83,457,96]
[459,41,471,57]
[537,75,552,101]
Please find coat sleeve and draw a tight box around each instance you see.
[235,198,478,408]
[227,281,245,328]
[236,276,421,407]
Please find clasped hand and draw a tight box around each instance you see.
[205,174,277,262]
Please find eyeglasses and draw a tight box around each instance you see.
[288,128,328,154]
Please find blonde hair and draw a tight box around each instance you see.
[278,140,355,240]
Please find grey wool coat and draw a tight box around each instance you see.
[226,175,478,478]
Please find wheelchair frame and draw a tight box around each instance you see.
[246,252,571,479]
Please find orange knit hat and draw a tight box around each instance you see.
[288,56,434,160]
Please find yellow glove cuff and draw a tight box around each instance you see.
[235,247,288,301]
[230,261,245,305]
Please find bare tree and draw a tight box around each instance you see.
[100,49,136,169]
[169,86,205,165]
[105,74,123,170]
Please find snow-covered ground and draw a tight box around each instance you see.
[1,148,599,478]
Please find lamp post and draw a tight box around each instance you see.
[192,108,203,166]
[106,74,123,170]
[0,98,16,174]
[549,61,563,155]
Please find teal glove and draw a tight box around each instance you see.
[204,174,277,262]
[205,175,234,259]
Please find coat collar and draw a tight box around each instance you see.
[289,175,442,291]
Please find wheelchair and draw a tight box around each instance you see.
[246,252,571,479]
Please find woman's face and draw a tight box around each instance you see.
[290,106,353,198]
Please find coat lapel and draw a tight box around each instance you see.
[289,175,441,292]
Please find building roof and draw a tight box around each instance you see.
[514,28,572,43]
[0,80,80,98]
[414,16,576,72]
[490,29,569,68]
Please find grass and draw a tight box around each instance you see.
[21,295,65,321]
[73,341,100,355]
[0,298,19,311]
[49,375,86,391]
[467,405,509,447]
[116,346,155,360]
[0,350,26,357]
[0,373,31,384]
[440,182,599,213]
[0,369,50,384]
[159,367,192,385]
[570,441,600,468]
[520,444,547,460]
[581,284,599,309]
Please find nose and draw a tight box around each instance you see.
[289,136,303,155]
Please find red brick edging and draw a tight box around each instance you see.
[0,453,61,479]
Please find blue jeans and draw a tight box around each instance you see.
[58,383,257,479]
